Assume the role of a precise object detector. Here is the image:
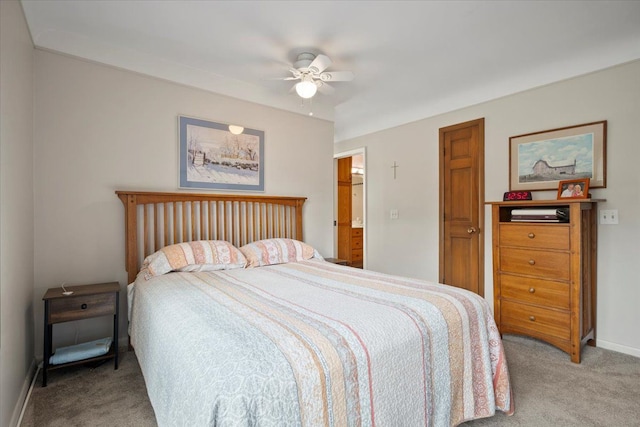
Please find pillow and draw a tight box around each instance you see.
[137,240,247,281]
[239,238,322,268]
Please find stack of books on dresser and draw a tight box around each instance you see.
[511,208,569,222]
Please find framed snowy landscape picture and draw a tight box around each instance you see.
[179,116,264,191]
[509,120,607,191]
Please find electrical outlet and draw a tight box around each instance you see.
[390,209,399,219]
[599,209,619,225]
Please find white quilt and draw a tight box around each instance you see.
[130,260,513,426]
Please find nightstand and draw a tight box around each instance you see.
[42,282,120,386]
[324,257,349,266]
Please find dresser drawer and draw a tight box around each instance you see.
[499,224,570,250]
[48,293,116,324]
[500,248,570,281]
[351,236,363,250]
[500,274,570,310]
[352,228,363,238]
[501,300,570,341]
[351,248,363,262]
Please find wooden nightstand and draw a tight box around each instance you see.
[42,282,120,386]
[324,257,349,266]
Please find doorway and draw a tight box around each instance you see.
[334,149,366,268]
[439,118,485,295]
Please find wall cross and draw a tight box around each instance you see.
[391,161,399,179]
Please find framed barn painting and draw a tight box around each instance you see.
[179,116,264,191]
[509,121,606,191]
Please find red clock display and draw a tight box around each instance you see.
[503,191,532,201]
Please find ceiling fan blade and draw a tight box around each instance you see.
[308,54,332,74]
[317,81,335,95]
[320,71,355,82]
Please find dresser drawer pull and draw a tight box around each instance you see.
[81,303,88,310]
[528,259,535,265]
[528,233,535,239]
[529,287,535,293]
[529,315,536,321]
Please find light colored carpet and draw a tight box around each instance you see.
[463,336,640,426]
[20,336,640,426]
[20,350,156,427]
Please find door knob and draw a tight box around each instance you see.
[467,227,477,234]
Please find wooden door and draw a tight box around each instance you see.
[336,157,352,263]
[439,118,485,295]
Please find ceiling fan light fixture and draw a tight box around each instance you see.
[295,78,317,99]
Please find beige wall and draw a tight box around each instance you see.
[0,1,35,426]
[33,50,335,358]
[335,60,640,358]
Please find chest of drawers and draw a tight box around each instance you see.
[489,200,600,363]
[351,227,363,268]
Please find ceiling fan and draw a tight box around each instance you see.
[282,52,354,99]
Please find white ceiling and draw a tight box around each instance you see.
[21,1,640,142]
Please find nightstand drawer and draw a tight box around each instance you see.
[48,293,116,324]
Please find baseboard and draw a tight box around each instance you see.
[10,358,37,427]
[597,339,640,358]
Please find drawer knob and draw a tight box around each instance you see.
[528,233,535,239]
[529,287,535,293]
[528,259,535,265]
[81,303,88,310]
[529,315,536,321]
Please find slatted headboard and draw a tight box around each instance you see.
[116,191,307,283]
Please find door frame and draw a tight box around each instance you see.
[334,147,367,269]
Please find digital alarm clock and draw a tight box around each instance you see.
[503,191,532,201]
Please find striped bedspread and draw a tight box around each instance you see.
[131,260,513,426]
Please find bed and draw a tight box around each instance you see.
[117,190,513,426]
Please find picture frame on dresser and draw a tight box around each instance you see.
[178,115,265,191]
[509,120,606,191]
[557,178,590,199]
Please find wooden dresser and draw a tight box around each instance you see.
[488,199,600,363]
[351,227,363,268]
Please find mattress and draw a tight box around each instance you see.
[130,259,513,426]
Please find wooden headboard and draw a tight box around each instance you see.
[117,191,307,283]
